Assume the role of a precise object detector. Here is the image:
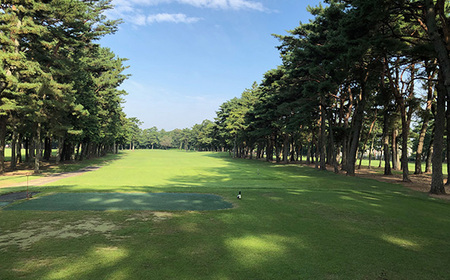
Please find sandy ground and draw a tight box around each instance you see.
[0,166,100,188]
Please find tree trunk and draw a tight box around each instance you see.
[319,102,327,170]
[358,112,377,169]
[283,133,289,164]
[346,84,367,176]
[290,139,295,162]
[0,115,6,174]
[430,71,446,194]
[378,149,383,168]
[256,145,261,159]
[43,137,51,161]
[313,136,319,168]
[328,114,339,174]
[391,129,399,170]
[266,134,274,162]
[25,138,29,163]
[297,142,302,163]
[425,131,434,173]
[233,134,237,158]
[340,85,352,170]
[10,130,17,170]
[17,133,22,164]
[306,143,311,164]
[415,63,435,174]
[368,133,375,169]
[75,143,81,160]
[56,137,64,164]
[34,123,41,174]
[29,138,35,162]
[383,110,392,175]
[400,106,412,182]
[425,0,450,99]
[275,133,281,163]
[389,60,416,182]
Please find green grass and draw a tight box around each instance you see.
[1,149,449,279]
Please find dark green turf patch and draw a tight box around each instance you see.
[0,201,11,207]
[4,192,233,211]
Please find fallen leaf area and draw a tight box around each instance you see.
[0,212,174,251]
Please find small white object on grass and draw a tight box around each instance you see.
[237,191,242,199]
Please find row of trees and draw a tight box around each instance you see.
[126,119,218,152]
[0,0,130,173]
[210,0,450,195]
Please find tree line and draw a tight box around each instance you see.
[211,0,450,195]
[151,0,449,195]
[0,0,130,173]
[125,118,218,152]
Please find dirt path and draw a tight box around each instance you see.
[1,166,101,188]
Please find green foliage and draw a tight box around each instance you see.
[0,0,129,171]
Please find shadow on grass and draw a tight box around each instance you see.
[4,192,233,211]
[2,153,450,279]
[46,152,126,174]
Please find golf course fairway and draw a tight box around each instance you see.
[1,149,449,279]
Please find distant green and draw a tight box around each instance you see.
[1,150,449,280]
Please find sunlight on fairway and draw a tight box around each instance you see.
[340,195,357,201]
[131,199,144,204]
[103,199,123,204]
[287,189,311,195]
[362,196,381,201]
[381,234,421,251]
[226,235,297,267]
[46,246,128,280]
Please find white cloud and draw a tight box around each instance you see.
[177,0,266,11]
[108,0,267,26]
[147,13,202,24]
[132,14,148,26]
[112,0,266,11]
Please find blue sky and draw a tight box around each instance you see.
[100,0,321,131]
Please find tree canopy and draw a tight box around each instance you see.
[0,0,129,173]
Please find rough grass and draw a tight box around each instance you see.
[1,150,450,279]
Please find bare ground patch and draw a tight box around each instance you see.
[0,212,175,251]
[126,211,175,222]
[0,218,118,250]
